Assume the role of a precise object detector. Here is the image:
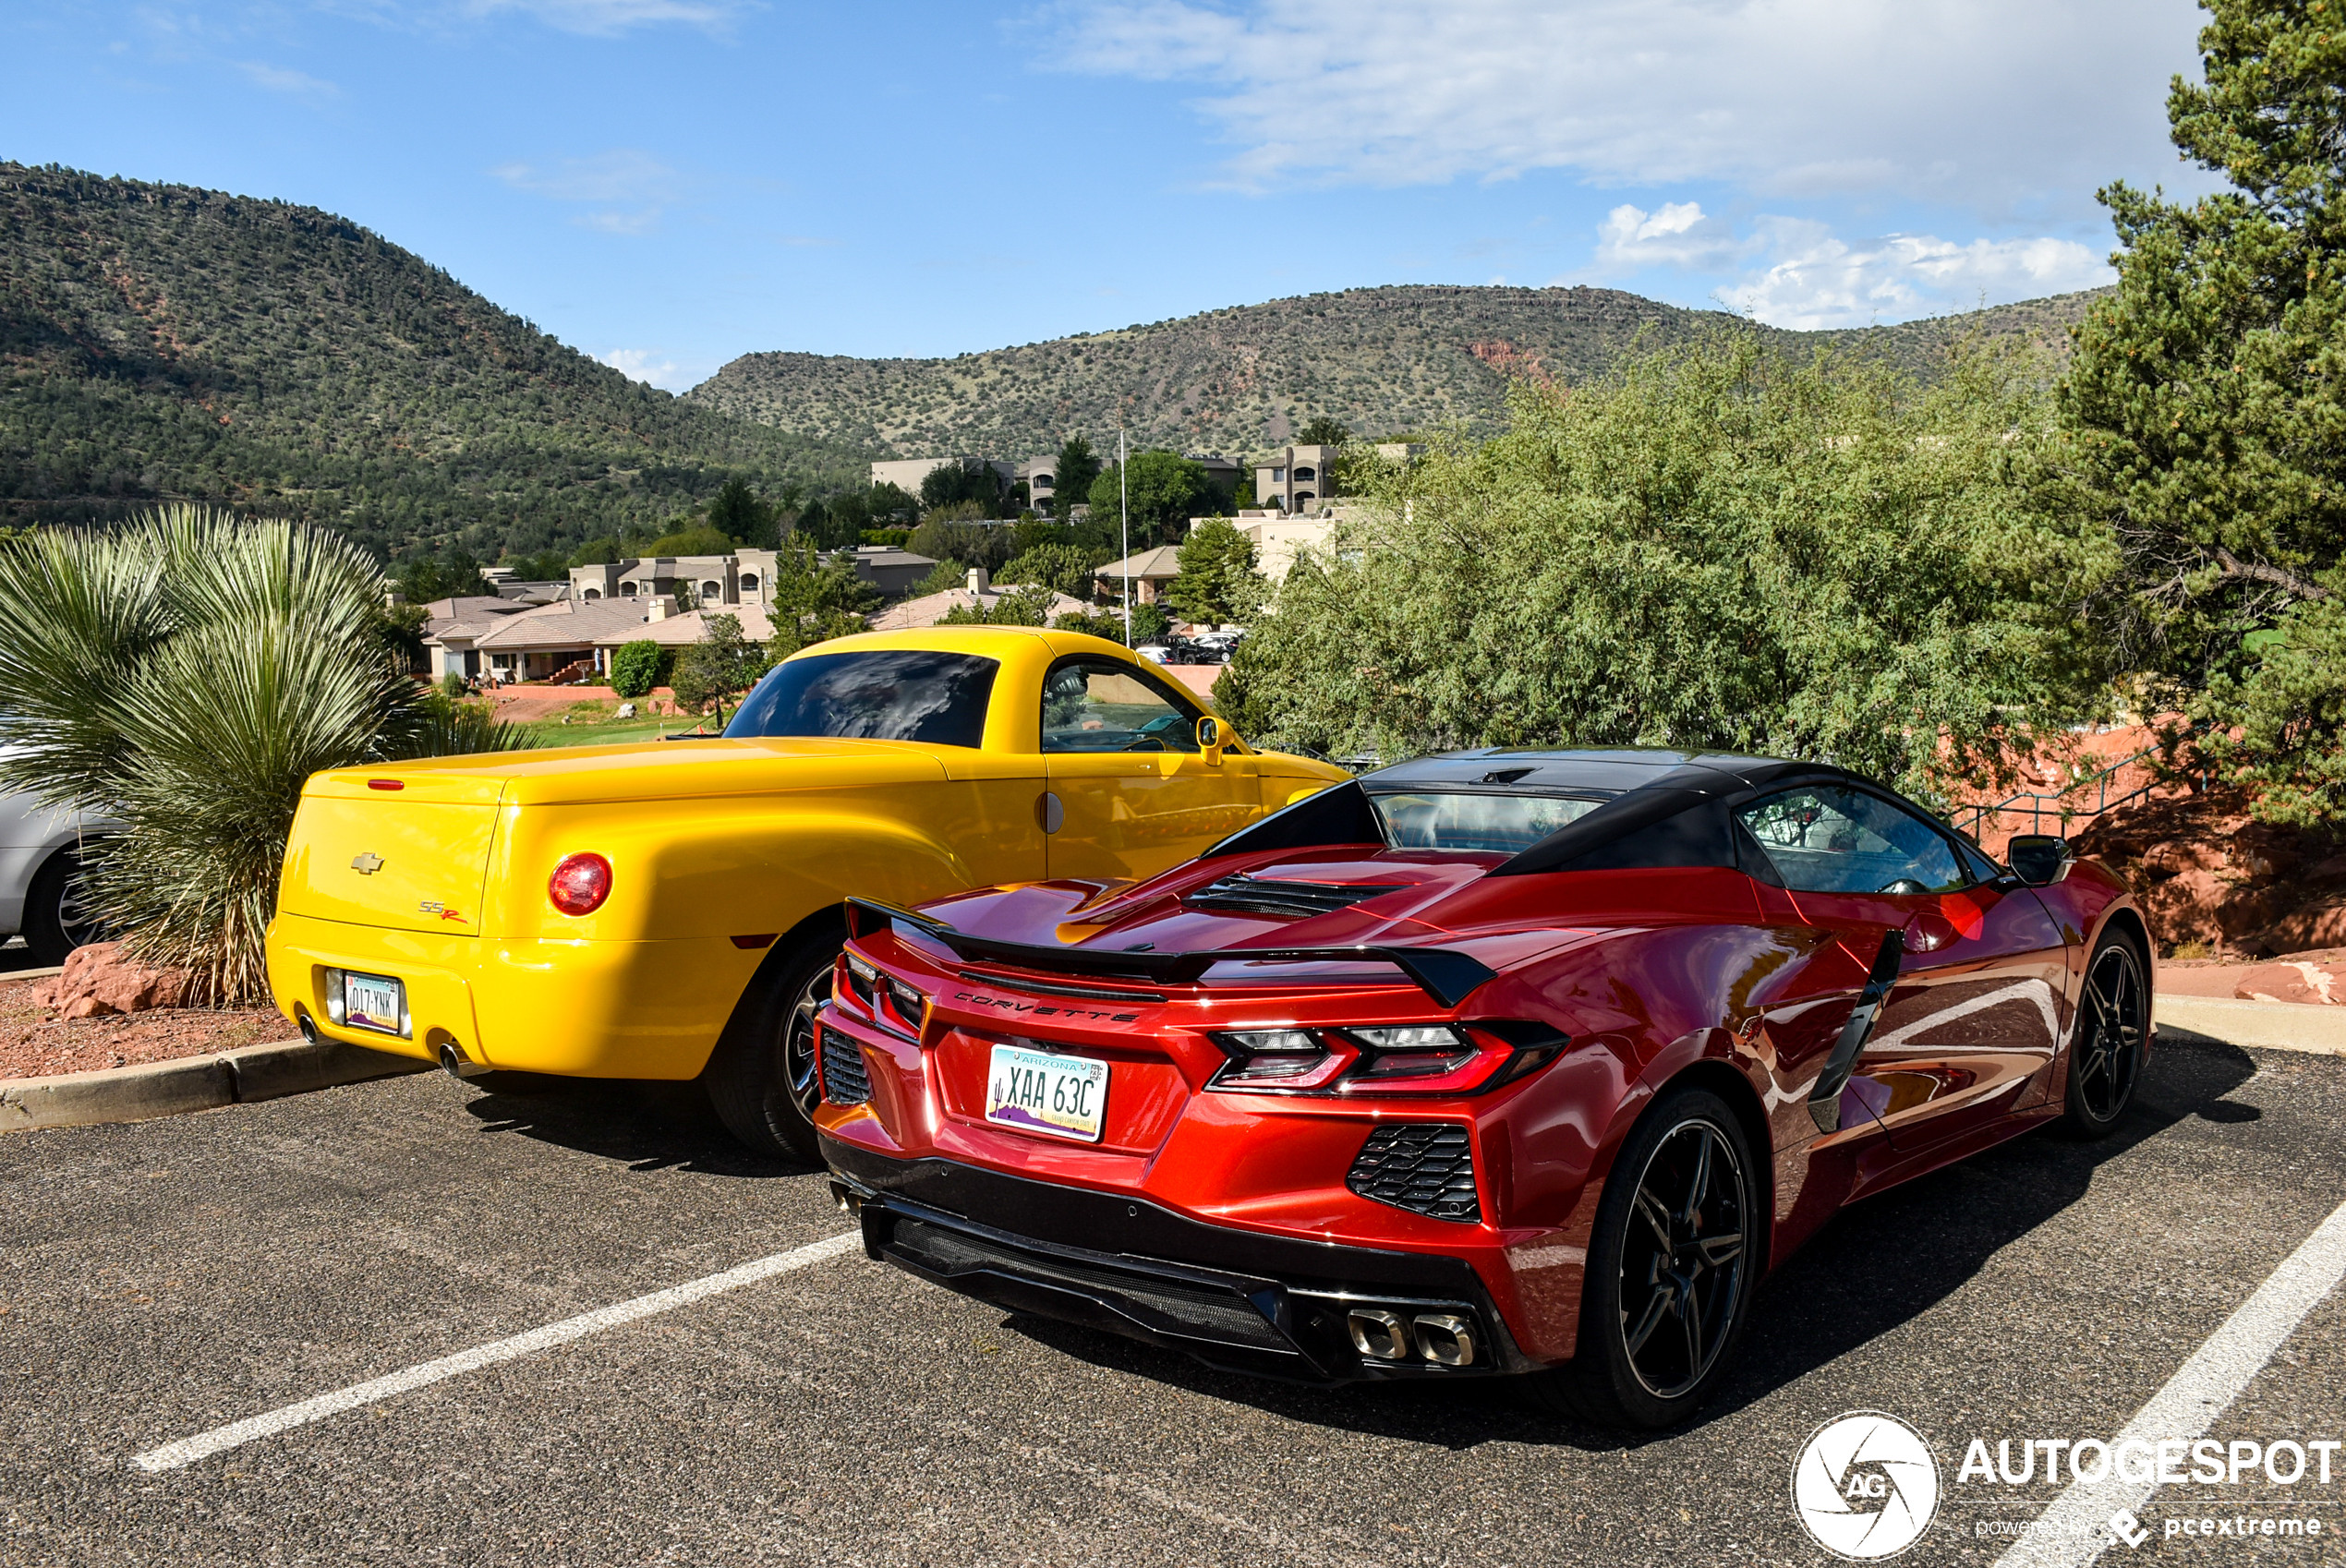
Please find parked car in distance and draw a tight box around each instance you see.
[265,629,1348,1158]
[0,748,113,964]
[816,749,2148,1427]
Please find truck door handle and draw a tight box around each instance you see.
[1037,792,1064,833]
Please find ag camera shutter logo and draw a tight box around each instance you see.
[1792,1411,1942,1560]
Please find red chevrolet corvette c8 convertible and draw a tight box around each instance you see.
[814,748,2150,1427]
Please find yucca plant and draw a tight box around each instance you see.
[0,506,538,1004]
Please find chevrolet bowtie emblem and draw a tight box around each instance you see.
[351,852,384,874]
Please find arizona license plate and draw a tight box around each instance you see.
[984,1043,1107,1143]
[343,971,405,1035]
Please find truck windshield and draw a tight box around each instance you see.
[1368,790,1613,853]
[725,650,999,748]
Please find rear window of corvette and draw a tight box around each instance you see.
[1369,790,1613,853]
[726,650,999,748]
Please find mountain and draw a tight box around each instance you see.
[0,163,866,562]
[687,284,2109,460]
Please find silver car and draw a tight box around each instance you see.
[0,752,111,965]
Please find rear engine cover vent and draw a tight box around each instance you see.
[819,1027,871,1104]
[1348,1124,1480,1223]
[1183,874,1409,919]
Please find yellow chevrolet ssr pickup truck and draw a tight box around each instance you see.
[266,628,1345,1156]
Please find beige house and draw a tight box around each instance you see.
[1092,545,1184,606]
[870,456,1019,499]
[462,597,677,683]
[570,551,779,609]
[1252,444,1341,513]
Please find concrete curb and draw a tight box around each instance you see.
[0,1036,429,1133]
[0,965,67,983]
[2156,995,2346,1057]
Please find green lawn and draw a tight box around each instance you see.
[509,700,725,749]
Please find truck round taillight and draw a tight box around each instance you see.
[548,852,612,916]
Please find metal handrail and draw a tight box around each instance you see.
[1950,728,2201,839]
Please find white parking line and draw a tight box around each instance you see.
[131,1231,861,1473]
[1994,1199,2346,1568]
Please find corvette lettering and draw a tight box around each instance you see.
[952,989,1140,1023]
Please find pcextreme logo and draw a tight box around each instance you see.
[1792,1410,1942,1560]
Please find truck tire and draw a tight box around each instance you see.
[22,849,103,967]
[702,915,844,1163]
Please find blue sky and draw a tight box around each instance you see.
[3,1,2216,391]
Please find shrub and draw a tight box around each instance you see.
[610,639,664,698]
[0,507,539,1002]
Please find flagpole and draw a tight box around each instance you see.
[1119,424,1131,645]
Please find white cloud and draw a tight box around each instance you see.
[599,348,692,390]
[1725,223,2114,329]
[1595,201,1754,271]
[1047,0,2205,217]
[1588,201,2114,324]
[492,150,678,233]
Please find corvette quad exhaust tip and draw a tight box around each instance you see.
[1346,1307,1479,1366]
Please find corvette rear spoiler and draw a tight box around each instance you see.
[843,897,1497,1007]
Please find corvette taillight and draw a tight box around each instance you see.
[1206,1021,1569,1096]
[842,952,925,1039]
[1210,1029,1342,1089]
[1341,1025,1477,1080]
[547,852,612,916]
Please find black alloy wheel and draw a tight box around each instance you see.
[1529,1085,1760,1429]
[1615,1116,1750,1401]
[2063,933,2147,1137]
[702,918,843,1163]
[23,849,103,966]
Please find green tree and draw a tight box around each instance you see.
[920,462,1004,513]
[1298,415,1351,447]
[669,612,768,719]
[1051,608,1130,643]
[570,537,622,567]
[868,482,923,525]
[2062,0,2346,681]
[396,549,486,605]
[1220,332,2106,801]
[639,524,736,558]
[997,542,1103,597]
[911,518,1018,573]
[500,549,572,583]
[2059,0,2346,820]
[937,585,1058,627]
[1165,519,1266,627]
[1087,450,1212,550]
[820,489,872,548]
[1053,436,1103,517]
[0,507,537,1001]
[705,477,778,549]
[762,542,882,658]
[610,639,664,699]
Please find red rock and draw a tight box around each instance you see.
[30,942,191,1019]
[2231,959,2346,1006]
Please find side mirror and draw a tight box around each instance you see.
[1195,715,1229,766]
[2005,834,2069,886]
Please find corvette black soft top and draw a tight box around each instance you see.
[1201,747,1873,880]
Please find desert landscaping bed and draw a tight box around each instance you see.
[0,972,288,1080]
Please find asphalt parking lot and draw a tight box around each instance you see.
[4,1033,2341,1568]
